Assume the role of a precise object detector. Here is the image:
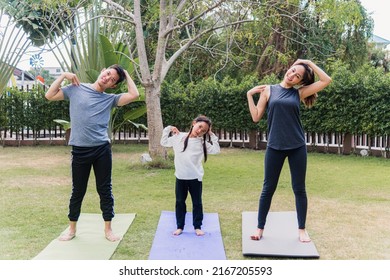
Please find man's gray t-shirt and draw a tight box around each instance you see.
[62,83,122,147]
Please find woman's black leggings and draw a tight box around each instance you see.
[68,142,114,222]
[257,145,308,229]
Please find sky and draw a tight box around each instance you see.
[15,0,390,70]
[360,0,390,41]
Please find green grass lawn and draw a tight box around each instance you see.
[0,144,389,260]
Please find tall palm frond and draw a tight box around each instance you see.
[0,6,32,94]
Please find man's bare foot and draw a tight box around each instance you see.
[58,231,76,241]
[195,229,205,236]
[299,229,311,242]
[173,229,183,236]
[105,230,122,242]
[250,228,264,240]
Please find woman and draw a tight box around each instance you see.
[247,59,332,242]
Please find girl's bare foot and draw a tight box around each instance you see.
[58,231,76,241]
[195,229,205,236]
[105,230,122,242]
[299,229,311,242]
[173,229,183,235]
[250,228,263,240]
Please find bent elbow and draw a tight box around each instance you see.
[325,76,332,86]
[45,93,52,100]
[252,116,260,123]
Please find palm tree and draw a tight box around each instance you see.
[2,1,146,143]
[0,6,32,94]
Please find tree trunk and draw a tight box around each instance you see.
[145,84,166,159]
[342,133,352,155]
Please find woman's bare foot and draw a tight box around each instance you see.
[299,229,311,242]
[250,228,264,240]
[173,229,183,236]
[58,231,76,241]
[105,230,122,242]
[195,229,205,236]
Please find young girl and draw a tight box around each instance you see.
[247,59,332,242]
[160,115,220,236]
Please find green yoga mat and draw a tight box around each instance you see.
[33,213,136,260]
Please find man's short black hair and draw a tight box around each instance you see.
[109,64,126,85]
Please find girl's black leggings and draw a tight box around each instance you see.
[68,142,114,222]
[175,178,203,230]
[257,145,308,229]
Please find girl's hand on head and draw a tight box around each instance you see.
[170,126,180,135]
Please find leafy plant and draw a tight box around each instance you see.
[53,119,70,131]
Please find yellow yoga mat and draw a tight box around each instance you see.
[33,213,136,260]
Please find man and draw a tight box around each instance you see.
[45,64,139,242]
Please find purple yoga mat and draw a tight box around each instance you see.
[148,211,226,260]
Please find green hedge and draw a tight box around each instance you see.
[301,64,390,136]
[1,67,389,141]
[0,86,69,139]
[161,69,390,137]
[160,75,274,132]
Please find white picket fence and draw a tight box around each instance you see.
[2,127,389,157]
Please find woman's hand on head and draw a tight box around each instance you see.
[293,59,312,66]
[247,85,266,96]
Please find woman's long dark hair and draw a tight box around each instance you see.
[296,62,316,108]
[182,115,212,162]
